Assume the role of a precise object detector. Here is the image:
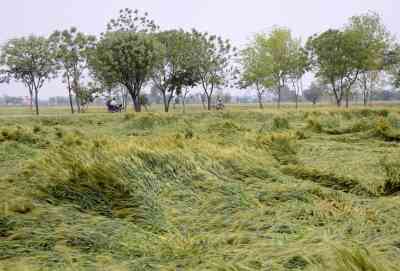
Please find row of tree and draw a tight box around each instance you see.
[240,11,400,109]
[0,9,235,114]
[0,9,399,114]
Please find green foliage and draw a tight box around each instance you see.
[306,117,323,132]
[0,36,57,114]
[307,29,368,107]
[246,27,308,108]
[0,126,41,145]
[88,31,163,112]
[191,29,236,110]
[303,81,326,104]
[152,30,201,112]
[372,117,400,141]
[239,35,275,108]
[258,132,298,165]
[381,155,400,195]
[50,27,96,113]
[272,116,290,130]
[107,8,159,33]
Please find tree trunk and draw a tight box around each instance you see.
[277,86,281,109]
[28,88,33,112]
[182,97,186,113]
[75,96,81,113]
[257,92,264,109]
[127,85,142,112]
[207,95,212,111]
[123,88,129,112]
[34,88,39,115]
[66,76,75,114]
[133,96,141,112]
[162,91,169,112]
[332,88,341,107]
[68,87,75,114]
[201,96,206,110]
[363,90,368,107]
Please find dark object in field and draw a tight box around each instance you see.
[284,255,309,270]
[106,99,123,113]
[216,98,225,111]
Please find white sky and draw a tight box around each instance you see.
[0,0,399,98]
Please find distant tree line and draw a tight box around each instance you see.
[0,9,399,114]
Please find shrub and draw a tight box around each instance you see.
[0,216,16,237]
[271,116,290,130]
[381,156,400,195]
[350,118,373,133]
[0,126,40,145]
[388,114,400,129]
[257,132,298,165]
[306,118,323,133]
[372,118,400,141]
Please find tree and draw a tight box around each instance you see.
[50,27,96,113]
[76,84,99,112]
[347,11,392,106]
[239,34,274,109]
[387,44,400,89]
[1,95,24,105]
[180,87,191,112]
[152,30,200,112]
[88,31,162,112]
[0,36,57,115]
[288,42,309,109]
[307,29,366,107]
[192,30,235,110]
[263,27,299,109]
[303,81,326,105]
[107,8,159,33]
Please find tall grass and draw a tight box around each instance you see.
[312,246,400,271]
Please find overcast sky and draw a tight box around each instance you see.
[0,0,398,98]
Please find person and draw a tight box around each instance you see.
[216,97,224,110]
[106,97,121,112]
[110,98,118,107]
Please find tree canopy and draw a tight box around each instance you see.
[152,30,201,112]
[0,35,57,115]
[50,27,96,113]
[191,30,236,110]
[88,31,162,112]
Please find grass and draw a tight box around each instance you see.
[0,105,400,270]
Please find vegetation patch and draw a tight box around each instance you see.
[282,165,373,196]
[381,155,400,195]
[25,139,170,232]
[0,126,41,145]
[271,116,290,130]
[257,132,299,165]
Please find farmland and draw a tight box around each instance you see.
[1,105,400,270]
